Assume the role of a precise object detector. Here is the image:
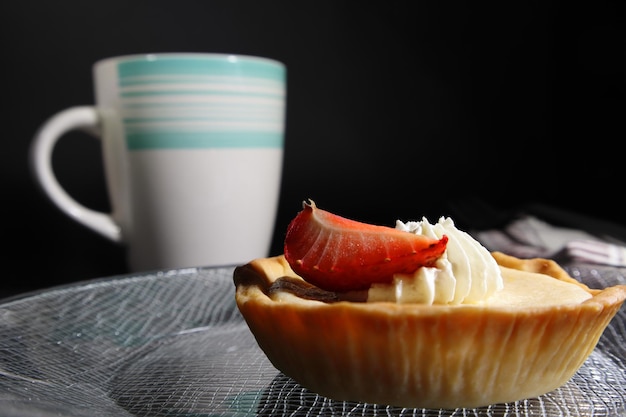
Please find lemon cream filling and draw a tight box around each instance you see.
[368,217,504,305]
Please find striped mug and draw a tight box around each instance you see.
[31,53,286,271]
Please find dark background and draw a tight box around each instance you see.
[1,1,624,298]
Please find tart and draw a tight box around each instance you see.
[234,253,625,409]
[233,202,626,409]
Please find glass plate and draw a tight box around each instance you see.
[0,264,624,417]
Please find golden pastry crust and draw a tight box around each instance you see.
[233,253,626,409]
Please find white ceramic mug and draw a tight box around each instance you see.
[31,53,286,271]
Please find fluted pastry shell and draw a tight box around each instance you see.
[233,251,626,409]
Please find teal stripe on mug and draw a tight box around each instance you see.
[118,56,285,83]
[126,131,284,150]
[118,74,283,89]
[120,89,282,99]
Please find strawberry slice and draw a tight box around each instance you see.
[284,200,448,292]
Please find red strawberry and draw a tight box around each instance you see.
[284,200,448,292]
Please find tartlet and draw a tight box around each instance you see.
[233,251,626,409]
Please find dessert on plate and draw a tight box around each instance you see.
[233,200,626,409]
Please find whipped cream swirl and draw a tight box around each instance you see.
[368,217,503,305]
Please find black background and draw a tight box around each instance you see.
[1,1,624,298]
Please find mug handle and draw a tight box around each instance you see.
[30,106,122,243]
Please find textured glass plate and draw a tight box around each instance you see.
[0,264,624,417]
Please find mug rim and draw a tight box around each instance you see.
[94,52,285,69]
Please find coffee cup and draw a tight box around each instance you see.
[30,53,286,271]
